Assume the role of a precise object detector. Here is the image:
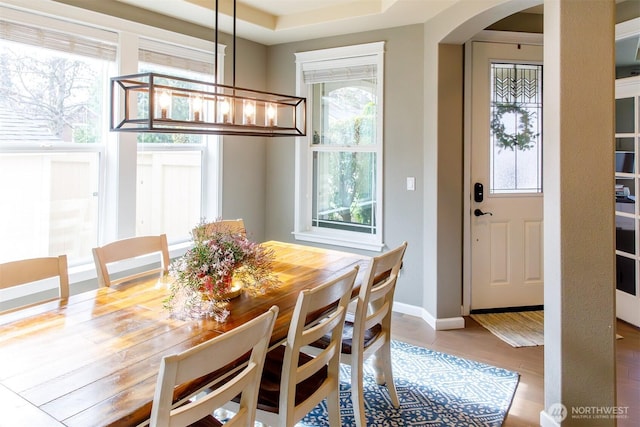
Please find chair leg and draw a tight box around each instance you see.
[372,354,385,385]
[351,357,367,427]
[327,381,342,427]
[375,342,400,408]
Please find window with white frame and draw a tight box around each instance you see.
[0,18,115,264]
[294,42,385,251]
[0,5,220,266]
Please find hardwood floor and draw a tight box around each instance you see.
[391,313,640,427]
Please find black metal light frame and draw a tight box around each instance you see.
[109,0,306,137]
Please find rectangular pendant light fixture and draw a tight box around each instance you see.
[110,72,306,136]
[109,0,306,137]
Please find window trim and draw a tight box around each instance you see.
[293,42,385,252]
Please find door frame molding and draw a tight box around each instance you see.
[462,31,543,315]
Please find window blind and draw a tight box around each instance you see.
[0,20,116,61]
[139,38,215,76]
[302,58,377,84]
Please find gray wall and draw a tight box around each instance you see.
[219,35,270,241]
[265,25,425,306]
[435,44,464,318]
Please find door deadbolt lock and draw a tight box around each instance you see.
[474,182,484,203]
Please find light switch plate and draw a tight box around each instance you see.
[406,177,415,191]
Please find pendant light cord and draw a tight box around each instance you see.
[233,0,236,87]
[213,0,236,87]
[214,0,218,84]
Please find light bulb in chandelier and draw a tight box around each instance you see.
[218,97,231,123]
[266,103,277,127]
[243,99,256,125]
[190,95,203,122]
[158,90,171,119]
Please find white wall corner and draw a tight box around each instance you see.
[393,302,465,330]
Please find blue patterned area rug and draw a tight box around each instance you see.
[298,340,520,427]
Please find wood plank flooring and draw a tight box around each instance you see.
[391,313,640,427]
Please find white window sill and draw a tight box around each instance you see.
[293,231,384,252]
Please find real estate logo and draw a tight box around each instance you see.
[548,403,629,422]
[548,403,568,422]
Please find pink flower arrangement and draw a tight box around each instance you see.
[165,220,279,320]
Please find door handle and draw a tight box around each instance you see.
[474,209,493,217]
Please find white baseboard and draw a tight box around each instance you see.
[393,302,465,330]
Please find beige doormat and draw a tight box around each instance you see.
[470,310,544,347]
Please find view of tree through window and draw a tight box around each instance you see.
[0,27,112,263]
[311,80,377,234]
[1,42,109,143]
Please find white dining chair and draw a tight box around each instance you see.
[0,255,69,312]
[150,305,279,427]
[92,234,170,287]
[306,241,408,427]
[227,266,358,427]
[194,219,246,241]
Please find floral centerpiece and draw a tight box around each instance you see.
[164,220,279,321]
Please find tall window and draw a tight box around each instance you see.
[0,19,115,263]
[0,6,220,266]
[295,42,384,251]
[490,63,543,194]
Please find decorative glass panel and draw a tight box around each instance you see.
[490,63,543,194]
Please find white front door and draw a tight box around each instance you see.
[469,41,544,310]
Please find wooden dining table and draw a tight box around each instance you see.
[0,241,369,427]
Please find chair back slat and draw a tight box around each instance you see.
[349,241,407,427]
[194,219,246,240]
[150,306,278,427]
[358,242,407,332]
[92,234,169,287]
[280,266,357,425]
[0,255,69,311]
